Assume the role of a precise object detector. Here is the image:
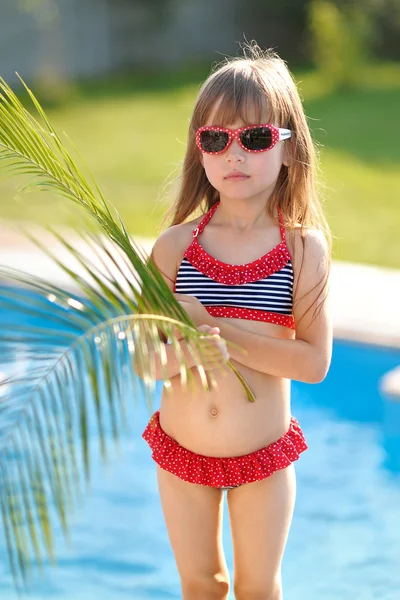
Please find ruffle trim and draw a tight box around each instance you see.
[184,239,292,285]
[205,306,296,329]
[142,411,308,488]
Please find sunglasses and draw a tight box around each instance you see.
[196,124,292,155]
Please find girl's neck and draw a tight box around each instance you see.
[215,198,274,233]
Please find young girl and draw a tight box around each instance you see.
[142,44,332,600]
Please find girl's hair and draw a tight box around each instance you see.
[166,42,331,323]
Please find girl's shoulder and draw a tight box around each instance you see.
[151,217,203,284]
[286,225,330,280]
[286,225,329,254]
[153,217,202,255]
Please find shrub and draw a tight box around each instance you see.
[308,0,372,89]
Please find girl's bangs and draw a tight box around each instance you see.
[205,72,281,127]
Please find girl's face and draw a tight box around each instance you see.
[199,102,289,205]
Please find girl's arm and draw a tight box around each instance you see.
[133,226,229,381]
[133,331,193,381]
[176,229,332,384]
[133,325,228,381]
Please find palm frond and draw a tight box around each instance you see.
[0,75,252,396]
[0,75,255,589]
[0,234,215,589]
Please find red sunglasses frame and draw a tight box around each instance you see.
[196,123,292,155]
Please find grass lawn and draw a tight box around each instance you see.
[0,64,399,268]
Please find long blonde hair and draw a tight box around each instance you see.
[166,43,331,322]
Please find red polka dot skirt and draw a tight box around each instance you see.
[142,411,308,488]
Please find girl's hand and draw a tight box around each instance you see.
[192,324,230,371]
[175,293,210,327]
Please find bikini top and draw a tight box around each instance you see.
[174,202,295,329]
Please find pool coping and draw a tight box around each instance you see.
[1,228,400,397]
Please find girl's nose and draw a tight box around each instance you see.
[225,139,245,163]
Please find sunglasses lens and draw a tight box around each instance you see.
[200,130,229,153]
[241,127,272,151]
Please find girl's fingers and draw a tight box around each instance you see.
[198,345,230,364]
[198,340,227,356]
[198,326,220,337]
[204,337,229,353]
[188,325,230,368]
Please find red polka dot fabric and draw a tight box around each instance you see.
[184,235,292,286]
[205,306,295,329]
[175,201,296,330]
[185,202,292,286]
[142,410,308,488]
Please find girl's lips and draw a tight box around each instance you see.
[224,171,250,180]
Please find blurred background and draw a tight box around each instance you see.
[0,0,399,266]
[1,3,400,600]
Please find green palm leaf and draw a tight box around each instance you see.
[0,75,255,590]
[0,249,212,590]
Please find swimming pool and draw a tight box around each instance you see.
[1,310,399,599]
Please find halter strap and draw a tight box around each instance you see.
[192,201,286,242]
[192,202,219,238]
[278,209,286,242]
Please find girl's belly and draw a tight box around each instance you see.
[159,359,292,457]
[158,317,294,457]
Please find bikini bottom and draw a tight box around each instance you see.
[142,410,308,490]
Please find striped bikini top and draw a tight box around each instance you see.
[174,202,295,329]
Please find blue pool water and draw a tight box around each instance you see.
[1,328,400,599]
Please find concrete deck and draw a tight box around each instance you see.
[1,227,400,397]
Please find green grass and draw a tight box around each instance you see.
[298,65,400,267]
[1,63,399,267]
